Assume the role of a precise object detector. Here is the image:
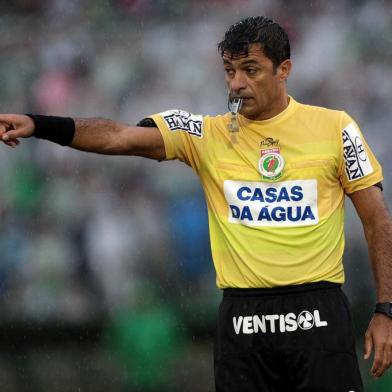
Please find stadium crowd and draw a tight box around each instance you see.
[0,0,391,390]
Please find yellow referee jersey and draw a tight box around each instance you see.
[150,97,383,288]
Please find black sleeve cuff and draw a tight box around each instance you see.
[26,114,75,146]
[136,117,157,128]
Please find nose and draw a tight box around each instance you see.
[229,71,247,96]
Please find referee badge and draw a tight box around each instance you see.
[258,147,285,181]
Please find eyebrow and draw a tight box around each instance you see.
[239,59,260,66]
[223,58,260,66]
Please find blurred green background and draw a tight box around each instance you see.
[0,0,391,390]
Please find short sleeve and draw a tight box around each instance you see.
[339,112,383,194]
[147,109,205,172]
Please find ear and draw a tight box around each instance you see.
[278,59,292,81]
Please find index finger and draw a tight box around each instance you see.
[0,114,23,124]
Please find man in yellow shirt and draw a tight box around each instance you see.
[1,15,391,392]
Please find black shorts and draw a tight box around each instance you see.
[214,282,363,392]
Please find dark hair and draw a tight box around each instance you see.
[218,16,290,70]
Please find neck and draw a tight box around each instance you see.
[271,94,290,117]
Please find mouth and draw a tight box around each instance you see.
[241,97,253,104]
[230,95,251,100]
[228,95,252,113]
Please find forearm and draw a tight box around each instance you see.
[0,113,165,160]
[365,215,392,302]
[71,117,131,154]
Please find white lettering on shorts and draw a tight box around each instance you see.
[232,309,328,335]
[159,109,203,137]
[342,123,373,181]
[223,179,318,227]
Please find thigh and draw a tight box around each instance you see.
[284,290,364,391]
[214,295,286,392]
[214,350,286,392]
[287,349,363,392]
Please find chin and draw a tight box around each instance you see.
[240,108,257,120]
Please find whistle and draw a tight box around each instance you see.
[228,97,243,133]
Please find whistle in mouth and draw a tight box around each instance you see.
[229,97,243,115]
[228,97,242,133]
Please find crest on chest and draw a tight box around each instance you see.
[258,137,285,181]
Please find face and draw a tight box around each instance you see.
[223,44,291,121]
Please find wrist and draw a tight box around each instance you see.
[26,114,75,146]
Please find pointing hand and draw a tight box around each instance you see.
[0,114,35,148]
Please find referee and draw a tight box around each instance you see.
[1,16,392,391]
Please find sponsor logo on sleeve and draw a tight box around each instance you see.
[224,179,318,227]
[342,123,373,181]
[160,109,203,137]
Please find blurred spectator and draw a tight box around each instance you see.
[105,280,185,391]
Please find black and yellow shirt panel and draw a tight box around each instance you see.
[150,98,383,288]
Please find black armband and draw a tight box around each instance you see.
[136,117,157,128]
[373,182,383,191]
[26,114,75,146]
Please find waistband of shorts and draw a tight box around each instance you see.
[222,281,341,297]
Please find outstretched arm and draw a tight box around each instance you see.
[349,186,392,378]
[0,114,165,160]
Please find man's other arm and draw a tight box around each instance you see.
[349,186,392,378]
[0,114,166,160]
